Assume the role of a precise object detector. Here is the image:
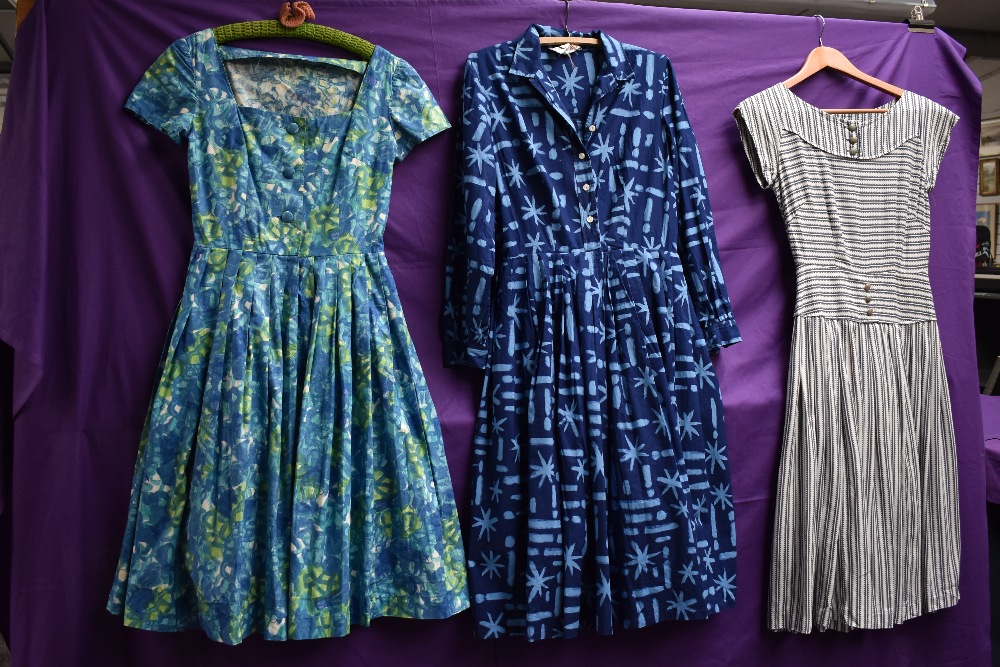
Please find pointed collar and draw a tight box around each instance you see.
[508,24,635,85]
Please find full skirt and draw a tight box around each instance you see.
[769,315,960,633]
[107,247,469,644]
[467,247,738,640]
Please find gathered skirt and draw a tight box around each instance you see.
[467,247,739,640]
[769,315,960,633]
[107,246,469,644]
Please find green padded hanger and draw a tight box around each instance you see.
[213,16,375,60]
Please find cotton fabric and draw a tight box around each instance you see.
[735,83,961,633]
[106,30,469,644]
[0,2,988,665]
[444,25,741,640]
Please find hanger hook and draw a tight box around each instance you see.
[813,14,826,47]
[564,0,571,36]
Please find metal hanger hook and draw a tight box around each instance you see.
[813,14,826,47]
[564,0,572,36]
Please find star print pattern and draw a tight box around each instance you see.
[443,25,741,641]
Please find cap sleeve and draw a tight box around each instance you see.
[125,36,201,144]
[734,95,777,189]
[923,100,959,190]
[389,57,451,162]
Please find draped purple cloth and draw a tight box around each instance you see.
[0,0,987,664]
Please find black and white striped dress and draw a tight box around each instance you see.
[734,84,961,633]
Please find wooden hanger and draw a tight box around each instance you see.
[538,0,600,55]
[782,15,904,114]
[214,2,375,60]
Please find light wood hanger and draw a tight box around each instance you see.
[782,15,904,114]
[538,0,600,54]
[214,2,375,61]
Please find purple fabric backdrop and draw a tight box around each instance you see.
[0,0,988,664]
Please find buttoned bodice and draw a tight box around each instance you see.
[735,84,958,324]
[126,30,448,258]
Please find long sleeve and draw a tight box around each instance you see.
[442,56,498,369]
[665,65,741,352]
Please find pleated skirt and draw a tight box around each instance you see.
[107,246,469,644]
[467,248,738,640]
[769,314,960,633]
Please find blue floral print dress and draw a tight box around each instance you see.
[443,26,742,640]
[107,30,468,644]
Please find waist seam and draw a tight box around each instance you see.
[193,244,384,258]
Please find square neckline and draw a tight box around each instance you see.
[206,29,385,125]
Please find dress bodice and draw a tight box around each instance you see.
[735,84,958,323]
[126,30,449,257]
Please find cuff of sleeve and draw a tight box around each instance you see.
[444,346,489,370]
[396,114,452,162]
[706,318,742,352]
[125,96,186,144]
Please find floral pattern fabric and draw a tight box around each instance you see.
[107,30,468,644]
[443,25,742,640]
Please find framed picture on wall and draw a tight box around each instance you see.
[977,204,998,269]
[980,158,1000,196]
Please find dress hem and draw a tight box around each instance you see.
[111,598,471,644]
[768,589,960,634]
[475,594,738,641]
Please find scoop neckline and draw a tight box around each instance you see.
[206,29,384,124]
[774,82,908,129]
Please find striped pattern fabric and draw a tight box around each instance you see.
[735,84,961,633]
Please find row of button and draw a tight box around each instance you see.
[280,122,304,224]
[864,282,873,316]
[574,123,604,225]
[847,121,859,158]
[577,140,595,224]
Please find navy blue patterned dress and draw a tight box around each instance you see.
[443,25,742,640]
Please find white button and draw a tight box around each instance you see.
[588,124,596,132]
[586,215,595,223]
[578,152,587,160]
[582,183,591,191]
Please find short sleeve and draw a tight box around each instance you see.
[923,102,959,190]
[125,36,201,144]
[389,58,451,162]
[734,97,777,189]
